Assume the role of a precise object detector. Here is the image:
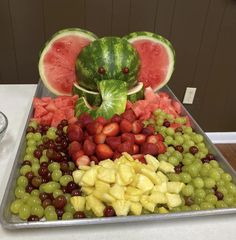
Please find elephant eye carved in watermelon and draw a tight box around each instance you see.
[98,67,106,75]
[122,67,129,74]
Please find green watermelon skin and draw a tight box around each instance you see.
[76,37,140,91]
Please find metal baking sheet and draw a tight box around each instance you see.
[0,81,235,229]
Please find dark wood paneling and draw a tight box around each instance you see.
[168,0,211,102]
[43,0,86,38]
[155,0,176,39]
[0,0,18,84]
[85,0,113,37]
[9,0,45,84]
[112,0,131,36]
[129,0,158,32]
[216,144,236,170]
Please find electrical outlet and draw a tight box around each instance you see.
[183,87,197,104]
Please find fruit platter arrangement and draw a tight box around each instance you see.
[0,28,236,229]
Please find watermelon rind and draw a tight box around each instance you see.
[72,82,102,106]
[127,82,144,102]
[76,37,140,91]
[39,28,97,96]
[75,80,127,119]
[124,31,175,91]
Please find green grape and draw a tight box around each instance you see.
[226,183,236,195]
[64,193,72,202]
[221,173,232,182]
[28,120,38,129]
[63,126,68,133]
[42,149,47,156]
[44,205,55,213]
[205,194,217,204]
[46,129,57,140]
[23,154,33,161]
[198,146,208,155]
[181,206,191,211]
[224,195,234,206]
[19,204,31,220]
[27,139,37,147]
[175,135,184,145]
[172,151,183,160]
[183,153,195,160]
[166,114,174,122]
[165,136,173,145]
[62,212,73,220]
[20,165,32,176]
[26,146,36,155]
[39,183,46,193]
[26,132,34,140]
[45,211,58,221]
[48,162,60,172]
[204,178,216,189]
[215,200,228,209]
[187,164,199,178]
[168,156,179,166]
[208,168,221,181]
[17,176,28,188]
[182,134,191,142]
[193,177,204,189]
[191,204,201,211]
[197,142,206,148]
[148,118,155,125]
[195,189,206,199]
[22,193,31,203]
[31,163,40,176]
[32,158,39,164]
[167,146,175,153]
[27,196,41,206]
[39,155,48,164]
[217,168,224,175]
[64,203,75,214]
[170,207,181,213]
[31,189,40,197]
[158,154,168,162]
[15,186,26,198]
[33,132,42,142]
[53,189,64,198]
[44,181,60,193]
[185,140,195,148]
[194,197,204,205]
[59,175,73,187]
[182,184,194,197]
[31,204,44,218]
[209,160,219,168]
[156,118,164,126]
[183,127,193,134]
[179,172,192,183]
[195,152,205,160]
[216,180,225,187]
[200,202,214,210]
[68,161,75,171]
[51,169,63,182]
[167,173,180,182]
[192,134,204,144]
[10,199,24,214]
[182,157,193,166]
[153,108,163,116]
[166,128,175,136]
[175,117,186,124]
[200,164,212,177]
[183,144,189,153]
[205,189,215,195]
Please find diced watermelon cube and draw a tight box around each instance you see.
[40,112,53,126]
[34,106,48,118]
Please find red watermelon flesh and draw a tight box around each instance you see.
[41,35,93,96]
[133,40,170,90]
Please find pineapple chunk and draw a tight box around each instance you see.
[125,194,140,202]
[80,168,97,186]
[95,180,110,192]
[166,193,182,208]
[132,161,143,173]
[72,170,85,184]
[109,184,125,200]
[97,167,116,183]
[86,195,105,217]
[93,190,116,203]
[125,186,143,196]
[99,159,115,169]
[149,192,167,204]
[112,200,130,216]
[159,161,175,173]
[116,173,126,186]
[85,197,91,211]
[122,152,134,162]
[140,195,156,212]
[156,171,168,182]
[145,154,159,171]
[130,202,142,215]
[152,182,167,193]
[81,186,94,195]
[140,168,161,185]
[159,207,169,214]
[119,164,135,185]
[70,196,86,211]
[136,174,154,193]
[167,182,184,194]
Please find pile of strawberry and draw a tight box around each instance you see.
[67,107,166,167]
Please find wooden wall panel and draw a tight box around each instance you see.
[85,0,113,37]
[9,0,45,84]
[0,0,18,84]
[43,0,86,38]
[129,0,158,32]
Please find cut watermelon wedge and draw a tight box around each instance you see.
[39,28,97,96]
[124,32,175,91]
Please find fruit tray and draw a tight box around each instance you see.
[0,80,235,229]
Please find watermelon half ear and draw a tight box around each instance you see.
[39,28,97,96]
[124,32,175,91]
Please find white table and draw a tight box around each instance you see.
[0,85,235,240]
